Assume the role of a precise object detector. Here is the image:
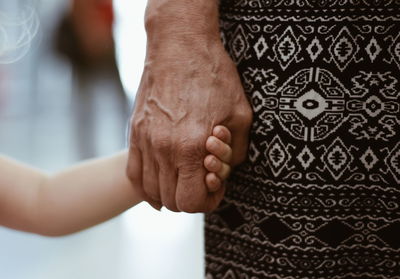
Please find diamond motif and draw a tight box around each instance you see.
[386,142,400,183]
[294,89,328,120]
[275,68,347,142]
[314,220,354,248]
[297,146,316,169]
[251,90,264,112]
[259,215,293,243]
[365,37,382,62]
[306,37,323,62]
[218,205,246,231]
[360,147,379,171]
[248,141,260,163]
[364,95,384,118]
[254,35,269,59]
[230,25,248,63]
[377,222,400,249]
[274,27,300,70]
[390,33,400,70]
[266,135,291,177]
[323,138,353,180]
[329,27,358,71]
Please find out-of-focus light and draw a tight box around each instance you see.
[0,6,40,64]
[113,0,147,101]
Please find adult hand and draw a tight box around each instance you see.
[127,0,252,213]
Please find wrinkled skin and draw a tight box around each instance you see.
[127,0,252,213]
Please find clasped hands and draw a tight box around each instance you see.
[127,42,252,213]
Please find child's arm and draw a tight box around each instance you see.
[0,151,141,236]
[0,126,233,236]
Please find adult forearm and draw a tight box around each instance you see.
[144,0,221,59]
[128,0,252,213]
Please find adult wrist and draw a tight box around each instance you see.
[144,0,221,48]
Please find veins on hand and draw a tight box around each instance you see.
[147,95,188,124]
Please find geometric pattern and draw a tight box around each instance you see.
[322,138,353,180]
[297,145,315,169]
[259,215,293,244]
[386,142,400,184]
[329,27,359,72]
[273,27,300,71]
[314,219,354,248]
[273,67,348,142]
[265,135,291,177]
[360,147,379,171]
[377,222,400,249]
[216,204,246,231]
[365,37,382,62]
[207,1,400,279]
[307,38,324,62]
[389,33,400,71]
[254,36,268,60]
[229,25,250,64]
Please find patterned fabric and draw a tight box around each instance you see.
[205,1,400,278]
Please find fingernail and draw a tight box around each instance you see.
[217,128,224,138]
[211,137,219,149]
[211,158,218,168]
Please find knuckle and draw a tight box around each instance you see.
[177,140,205,163]
[151,135,172,153]
[180,163,203,179]
[129,119,146,145]
[130,116,143,133]
[239,106,254,126]
[178,140,200,152]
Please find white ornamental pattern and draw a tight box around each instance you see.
[272,67,347,142]
[206,1,400,279]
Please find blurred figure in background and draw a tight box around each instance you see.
[55,0,115,70]
[53,0,130,159]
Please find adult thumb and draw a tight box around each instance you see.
[175,163,209,213]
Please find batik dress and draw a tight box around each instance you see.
[206,1,400,278]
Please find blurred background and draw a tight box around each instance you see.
[0,0,204,278]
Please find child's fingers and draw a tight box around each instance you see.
[204,125,233,194]
[213,125,232,145]
[206,136,233,164]
[204,154,222,173]
[204,154,232,180]
[205,173,222,193]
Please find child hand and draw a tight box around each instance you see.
[204,125,233,193]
